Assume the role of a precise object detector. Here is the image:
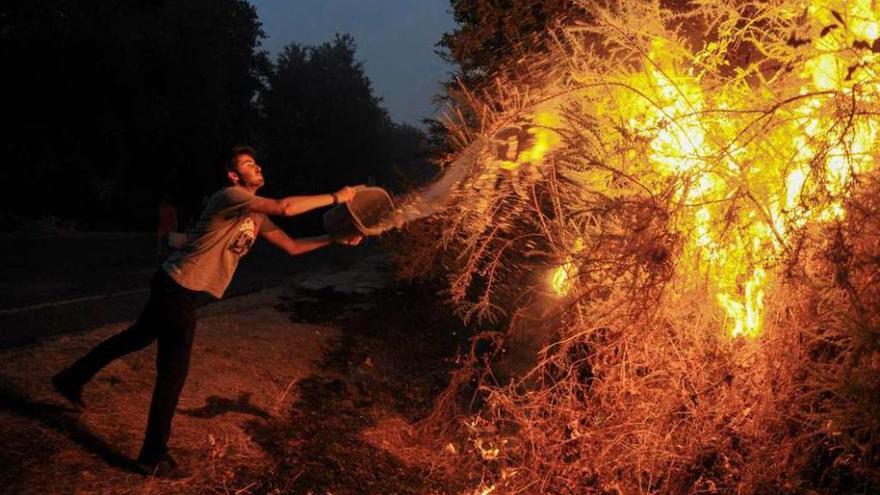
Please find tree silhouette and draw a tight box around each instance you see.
[0,3,432,232]
[260,34,391,194]
[2,0,265,230]
[438,0,575,90]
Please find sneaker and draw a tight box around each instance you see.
[136,453,190,479]
[51,370,85,410]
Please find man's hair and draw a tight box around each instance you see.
[224,145,256,182]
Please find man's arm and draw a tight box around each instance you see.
[260,227,333,256]
[247,186,357,217]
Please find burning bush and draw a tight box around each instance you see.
[397,0,880,492]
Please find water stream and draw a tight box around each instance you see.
[374,138,484,232]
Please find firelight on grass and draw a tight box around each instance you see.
[526,0,880,338]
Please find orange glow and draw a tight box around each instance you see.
[551,239,583,296]
[491,111,561,171]
[531,0,880,337]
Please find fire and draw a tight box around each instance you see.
[490,110,561,171]
[474,485,495,495]
[447,2,880,493]
[550,264,572,296]
[551,238,583,296]
[528,0,880,337]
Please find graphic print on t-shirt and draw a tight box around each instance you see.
[228,217,256,256]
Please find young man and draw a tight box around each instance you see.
[52,145,360,477]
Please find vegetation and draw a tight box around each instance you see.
[260,35,433,197]
[401,0,880,492]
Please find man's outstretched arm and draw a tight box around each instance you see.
[260,226,361,256]
[260,228,333,256]
[247,186,357,217]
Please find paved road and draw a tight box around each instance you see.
[0,233,377,348]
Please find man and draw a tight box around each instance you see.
[52,145,360,477]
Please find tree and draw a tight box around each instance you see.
[438,0,576,90]
[1,0,266,229]
[259,34,392,194]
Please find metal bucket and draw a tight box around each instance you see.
[322,186,395,241]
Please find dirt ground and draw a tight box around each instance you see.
[0,252,472,494]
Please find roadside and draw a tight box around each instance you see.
[0,284,331,494]
[0,233,374,348]
[0,251,472,494]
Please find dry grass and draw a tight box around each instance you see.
[396,1,880,493]
[0,287,338,494]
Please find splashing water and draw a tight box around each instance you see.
[375,138,485,232]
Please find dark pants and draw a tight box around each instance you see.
[61,270,209,461]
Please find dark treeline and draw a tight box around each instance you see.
[1,0,434,232]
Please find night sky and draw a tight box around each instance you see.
[250,0,457,127]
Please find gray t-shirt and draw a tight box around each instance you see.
[163,186,278,298]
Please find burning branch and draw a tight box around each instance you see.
[395,0,880,492]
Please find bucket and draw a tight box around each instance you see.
[323,186,395,241]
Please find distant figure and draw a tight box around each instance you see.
[156,194,178,260]
[52,145,361,478]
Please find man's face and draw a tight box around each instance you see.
[231,154,265,189]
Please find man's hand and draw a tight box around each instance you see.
[335,186,357,204]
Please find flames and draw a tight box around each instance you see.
[551,238,582,296]
[518,0,880,337]
[435,2,880,493]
